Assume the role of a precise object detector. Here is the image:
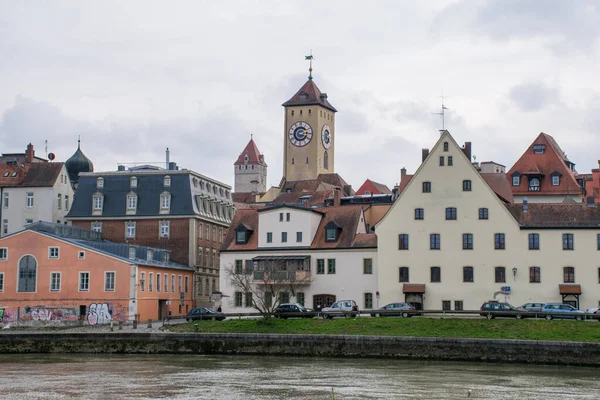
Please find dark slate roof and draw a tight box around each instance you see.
[65,142,94,183]
[282,79,337,112]
[67,173,194,218]
[506,203,600,228]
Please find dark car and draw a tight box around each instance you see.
[480,301,524,319]
[541,303,585,320]
[371,302,418,318]
[274,303,315,319]
[186,308,225,321]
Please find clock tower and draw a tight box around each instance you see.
[282,66,337,182]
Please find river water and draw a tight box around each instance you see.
[0,354,598,399]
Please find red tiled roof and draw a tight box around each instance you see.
[20,162,63,187]
[506,203,600,228]
[220,209,258,251]
[397,175,413,194]
[234,138,266,166]
[481,173,514,204]
[403,284,425,293]
[282,79,337,112]
[507,133,582,196]
[559,284,581,295]
[232,192,262,203]
[355,179,392,195]
[0,164,28,186]
[352,233,377,248]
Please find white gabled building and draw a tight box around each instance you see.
[220,204,378,313]
[377,130,600,312]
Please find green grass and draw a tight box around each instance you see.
[164,317,600,342]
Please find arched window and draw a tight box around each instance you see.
[96,177,104,188]
[164,176,171,187]
[130,177,137,188]
[324,151,329,169]
[18,255,37,292]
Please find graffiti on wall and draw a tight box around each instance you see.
[21,306,77,322]
[87,303,128,325]
[0,308,4,322]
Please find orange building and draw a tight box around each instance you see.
[0,222,193,325]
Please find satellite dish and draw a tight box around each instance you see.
[48,153,56,161]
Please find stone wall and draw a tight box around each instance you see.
[1,333,599,366]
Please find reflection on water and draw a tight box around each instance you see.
[0,354,599,399]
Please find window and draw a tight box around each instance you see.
[26,219,33,225]
[326,227,337,241]
[92,222,102,232]
[171,275,175,292]
[442,300,451,311]
[97,177,104,188]
[443,142,449,151]
[147,249,153,261]
[178,275,182,292]
[463,266,474,282]
[164,176,171,187]
[598,234,600,250]
[198,223,203,238]
[563,267,575,283]
[267,232,273,243]
[130,177,137,188]
[286,213,290,221]
[160,221,170,238]
[105,272,115,291]
[26,192,34,208]
[478,208,488,220]
[212,250,216,268]
[454,301,464,311]
[327,259,336,274]
[529,178,540,191]
[128,247,136,259]
[57,194,62,209]
[279,213,283,222]
[78,251,85,259]
[279,292,290,304]
[148,273,153,292]
[399,267,409,282]
[533,144,545,154]
[235,292,243,307]
[164,274,169,292]
[160,194,170,210]
[1,219,6,235]
[235,260,243,274]
[65,195,69,211]
[563,233,574,250]
[2,193,7,208]
[79,272,90,291]
[364,293,373,309]
[18,255,36,292]
[398,234,409,250]
[422,181,431,193]
[296,232,302,243]
[0,248,6,259]
[462,233,473,250]
[445,207,457,220]
[212,227,217,241]
[127,195,137,210]
[430,234,440,250]
[414,208,424,220]
[93,195,103,210]
[156,274,161,292]
[430,266,441,282]
[244,260,253,274]
[462,180,472,191]
[512,175,520,186]
[245,292,253,307]
[317,259,325,274]
[185,276,189,293]
[528,233,540,250]
[529,266,541,283]
[126,222,136,238]
[448,156,453,166]
[48,247,59,259]
[494,233,505,250]
[219,228,223,243]
[297,292,305,306]
[363,258,373,274]
[495,267,506,283]
[552,175,560,186]
[50,272,61,292]
[281,232,288,243]
[439,156,444,166]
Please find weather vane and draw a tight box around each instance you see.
[432,95,449,131]
[305,51,314,80]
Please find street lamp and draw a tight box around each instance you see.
[512,267,518,281]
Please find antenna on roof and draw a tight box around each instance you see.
[431,92,450,132]
[305,51,314,80]
[45,140,48,159]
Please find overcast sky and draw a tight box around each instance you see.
[1,1,599,190]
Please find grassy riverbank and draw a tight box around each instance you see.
[165,317,600,342]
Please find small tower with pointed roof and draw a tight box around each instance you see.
[65,137,94,189]
[234,136,268,193]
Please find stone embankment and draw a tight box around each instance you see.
[0,331,599,366]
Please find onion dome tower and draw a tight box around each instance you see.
[65,137,94,188]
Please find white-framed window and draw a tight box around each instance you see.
[160,193,170,210]
[25,219,33,225]
[185,276,189,293]
[171,274,175,292]
[127,195,137,210]
[91,222,102,232]
[97,177,104,188]
[178,275,182,292]
[78,251,85,259]
[50,272,61,292]
[552,175,560,186]
[93,195,103,210]
[0,272,3,292]
[26,192,34,208]
[2,220,7,235]
[0,248,7,260]
[147,249,154,261]
[128,247,136,259]
[512,176,520,186]
[160,221,170,238]
[130,177,138,188]
[156,273,161,293]
[3,192,8,209]
[198,222,203,239]
[79,272,90,291]
[57,194,62,210]
[65,195,69,211]
[212,250,216,268]
[164,274,169,292]
[105,271,115,291]
[164,176,171,187]
[126,222,136,238]
[140,272,146,291]
[149,272,154,292]
[48,247,59,259]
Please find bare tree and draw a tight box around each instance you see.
[225,258,312,318]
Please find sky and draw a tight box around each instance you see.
[1,1,599,191]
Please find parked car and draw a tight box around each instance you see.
[585,307,600,320]
[517,302,547,313]
[321,300,359,319]
[371,302,418,318]
[274,303,315,319]
[186,308,226,321]
[480,301,524,319]
[541,303,585,320]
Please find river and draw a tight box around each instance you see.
[0,354,598,399]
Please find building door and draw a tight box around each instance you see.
[158,300,166,320]
[405,294,423,310]
[313,294,336,312]
[79,305,87,320]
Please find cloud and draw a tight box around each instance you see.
[508,82,560,112]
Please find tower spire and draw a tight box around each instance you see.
[305,51,314,80]
[77,135,81,149]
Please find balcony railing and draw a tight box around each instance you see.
[253,270,310,283]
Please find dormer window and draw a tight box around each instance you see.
[128,247,136,259]
[147,249,154,261]
[551,171,561,186]
[511,172,521,187]
[11,172,16,177]
[127,194,137,212]
[97,177,104,188]
[325,221,340,242]
[130,177,137,188]
[299,93,308,101]
[2,172,8,177]
[244,154,249,164]
[533,144,546,154]
[235,223,252,244]
[528,178,541,192]
[92,194,103,212]
[164,176,171,187]
[160,193,171,212]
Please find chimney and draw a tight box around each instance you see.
[334,187,341,207]
[401,167,407,181]
[300,195,311,208]
[25,143,34,163]
[117,165,126,171]
[343,184,352,196]
[421,149,429,162]
[523,197,528,213]
[462,142,472,161]
[166,148,170,170]
[168,162,177,171]
[587,196,595,207]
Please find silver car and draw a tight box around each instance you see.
[321,300,359,319]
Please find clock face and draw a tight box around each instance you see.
[321,125,332,149]
[288,121,313,147]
